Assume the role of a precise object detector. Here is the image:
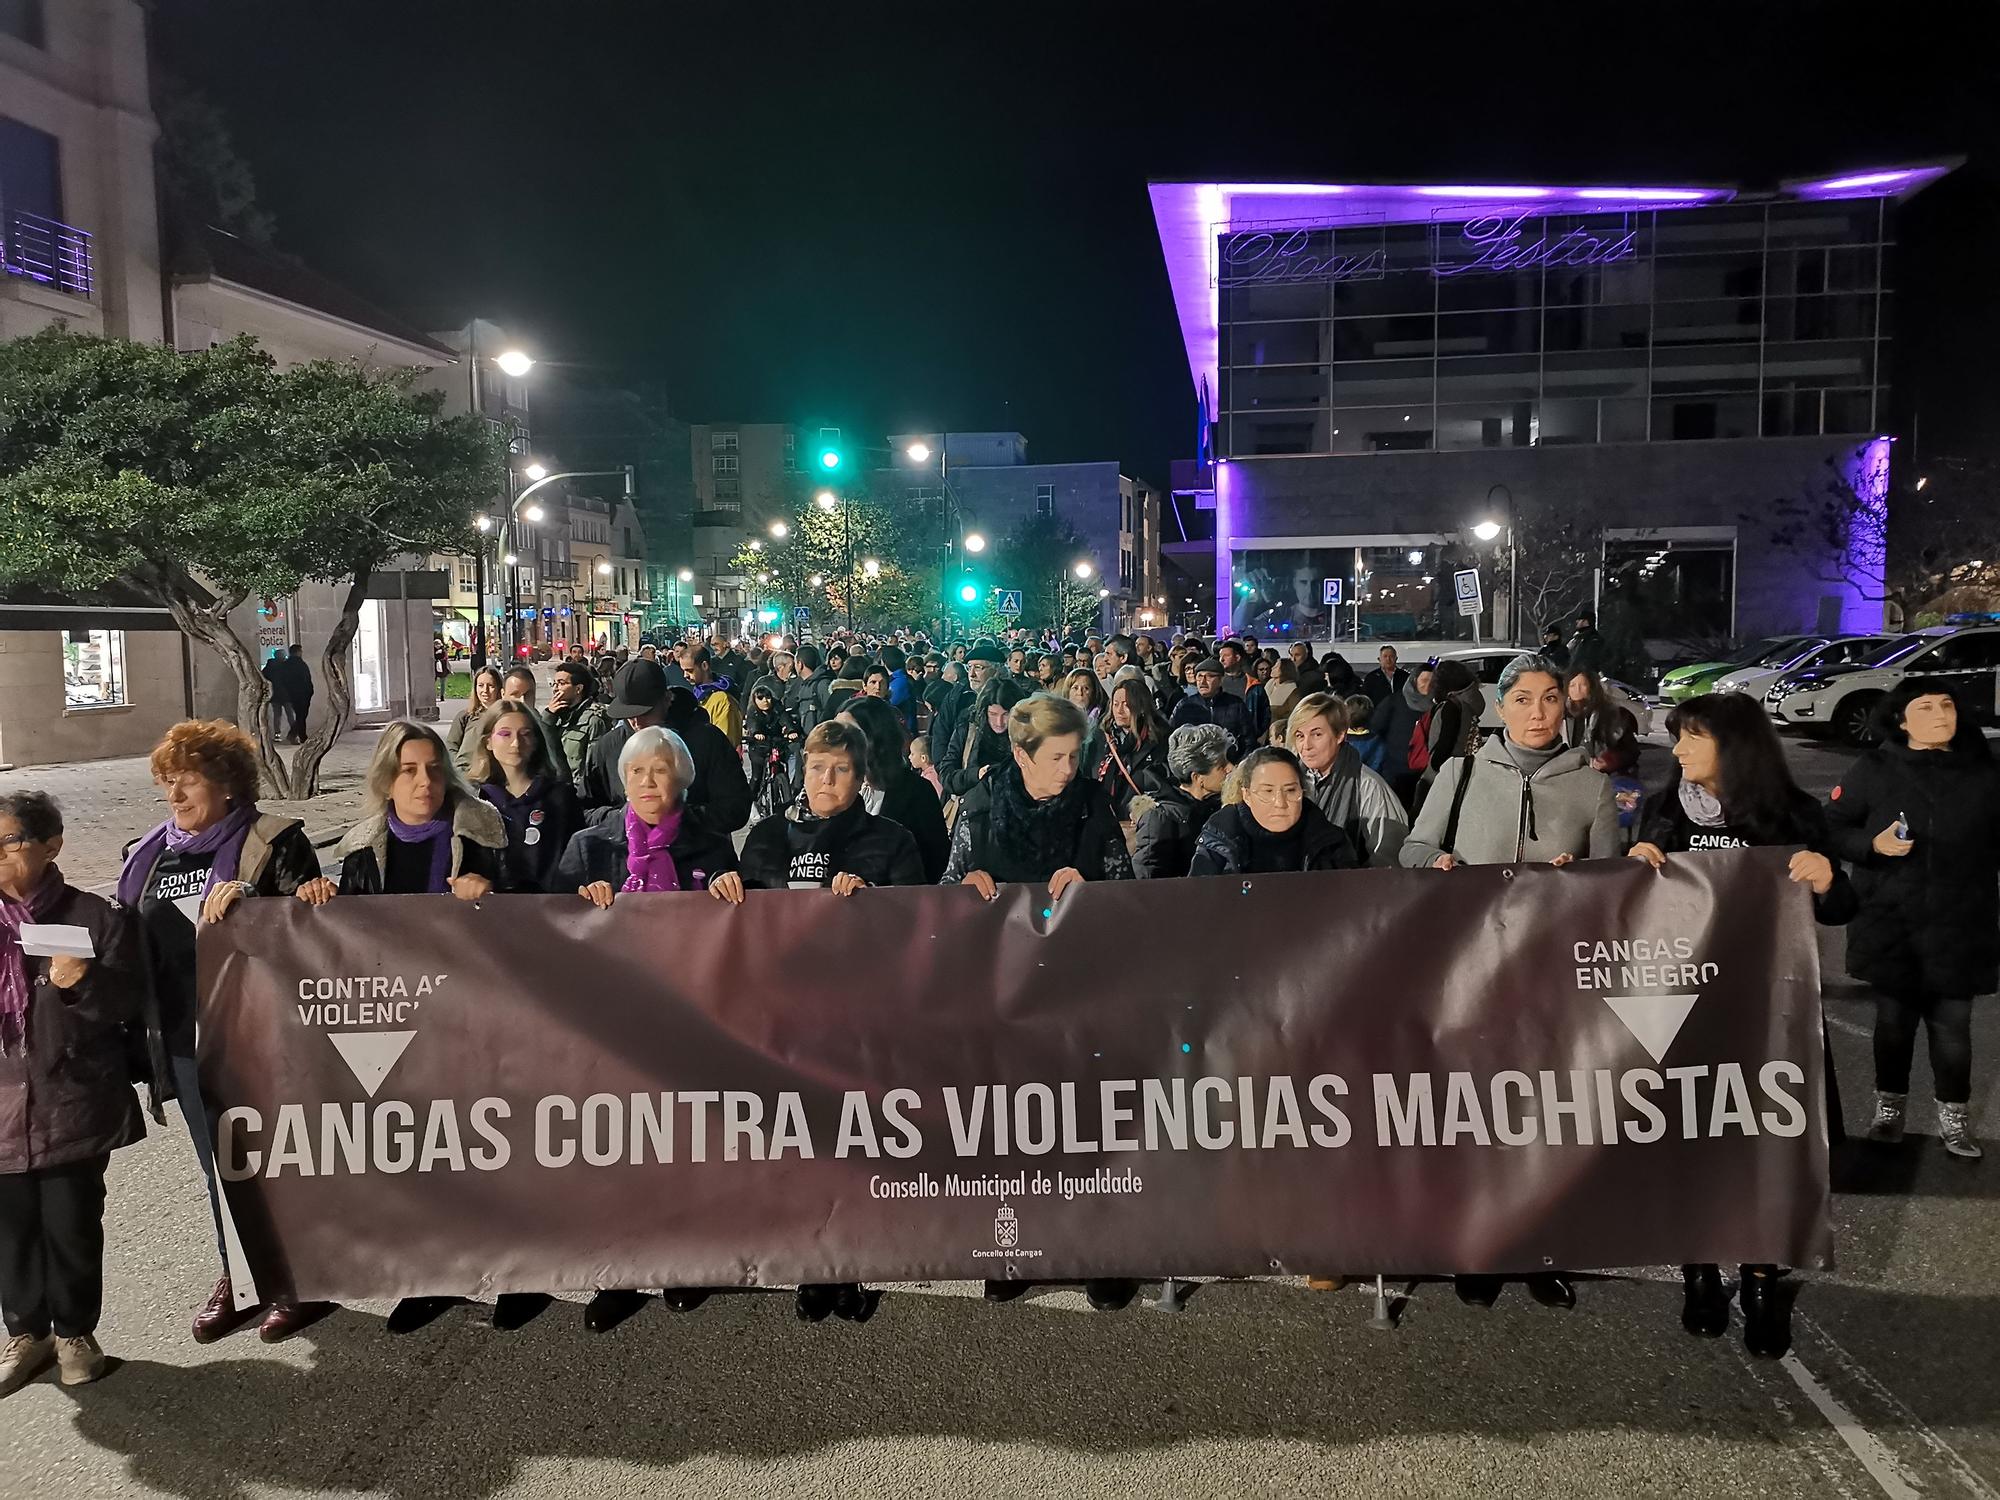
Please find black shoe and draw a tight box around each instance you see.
[385,1296,462,1335]
[1454,1275,1504,1308]
[490,1293,552,1332]
[795,1284,838,1322]
[1525,1274,1575,1310]
[659,1288,711,1313]
[1739,1267,1792,1359]
[583,1290,649,1333]
[1680,1265,1729,1338]
[984,1279,1033,1303]
[832,1284,880,1324]
[1084,1278,1139,1312]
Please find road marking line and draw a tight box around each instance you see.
[1826,1014,1873,1040]
[1797,1312,2000,1500]
[1779,1350,1924,1500]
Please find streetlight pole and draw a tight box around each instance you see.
[504,465,635,660]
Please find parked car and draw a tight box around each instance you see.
[1769,626,2000,743]
[1658,636,1822,703]
[1436,647,1656,736]
[1712,635,1893,700]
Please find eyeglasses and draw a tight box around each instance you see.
[0,833,41,853]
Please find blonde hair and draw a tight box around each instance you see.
[1285,691,1346,744]
[1007,692,1088,758]
[365,721,473,806]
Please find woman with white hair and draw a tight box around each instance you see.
[552,725,742,906]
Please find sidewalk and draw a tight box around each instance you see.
[0,729,389,892]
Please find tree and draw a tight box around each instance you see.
[990,514,1100,637]
[1508,511,1601,643]
[1765,449,2000,629]
[0,330,499,796]
[730,486,924,633]
[154,74,278,247]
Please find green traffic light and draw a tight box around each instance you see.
[959,582,979,604]
[819,448,841,470]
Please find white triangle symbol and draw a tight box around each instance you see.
[327,1031,417,1097]
[1604,995,1699,1064]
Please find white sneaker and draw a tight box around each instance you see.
[54,1334,105,1387]
[0,1333,54,1397]
[1938,1102,1984,1161]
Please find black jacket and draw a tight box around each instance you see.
[941,766,1133,885]
[0,881,149,1174]
[550,807,741,892]
[740,800,926,889]
[1638,780,1858,926]
[875,772,951,884]
[1188,800,1360,877]
[334,796,507,895]
[1824,743,2000,997]
[578,695,753,831]
[1132,784,1219,879]
[1362,666,1409,705]
[1168,690,1254,757]
[745,701,803,751]
[1102,728,1170,820]
[479,775,586,893]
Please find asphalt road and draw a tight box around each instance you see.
[3,728,1996,1499]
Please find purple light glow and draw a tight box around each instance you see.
[1783,162,1957,200]
[1214,457,1234,635]
[1819,170,1915,190]
[1415,185,1552,199]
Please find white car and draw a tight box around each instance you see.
[1769,626,2000,743]
[1712,635,1893,700]
[1435,647,1655,737]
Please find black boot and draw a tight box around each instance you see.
[385,1296,463,1334]
[1525,1273,1575,1310]
[1739,1266,1791,1359]
[984,1279,1033,1303]
[1680,1265,1729,1338]
[491,1293,553,1332]
[1084,1278,1139,1312]
[832,1284,881,1323]
[1454,1274,1504,1308]
[795,1284,838,1322]
[583,1290,649,1333]
[659,1288,711,1313]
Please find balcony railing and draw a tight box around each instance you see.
[2,211,94,299]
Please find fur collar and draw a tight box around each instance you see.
[336,794,507,878]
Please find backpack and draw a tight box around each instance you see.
[1407,710,1433,772]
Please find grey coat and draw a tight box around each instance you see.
[1400,734,1620,868]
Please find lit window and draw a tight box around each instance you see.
[64,628,127,708]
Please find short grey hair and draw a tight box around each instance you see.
[771,651,795,672]
[617,725,696,791]
[1166,722,1233,782]
[1497,652,1566,698]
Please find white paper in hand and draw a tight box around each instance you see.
[18,924,96,959]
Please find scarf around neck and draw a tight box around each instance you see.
[0,864,64,1056]
[989,763,1087,878]
[116,802,259,909]
[386,805,454,893]
[623,804,684,892]
[1678,779,1730,829]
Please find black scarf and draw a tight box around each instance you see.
[988,763,1088,877]
[1243,811,1307,873]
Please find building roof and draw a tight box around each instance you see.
[1149,160,1962,408]
[169,223,458,360]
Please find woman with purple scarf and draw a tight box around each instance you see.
[549,724,740,1334]
[1,791,146,1398]
[116,720,321,1346]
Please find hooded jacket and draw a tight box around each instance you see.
[578,690,753,831]
[1188,800,1359,877]
[0,881,148,1174]
[550,806,740,892]
[1823,742,2000,995]
[1300,740,1410,867]
[1400,733,1620,868]
[334,795,507,894]
[1130,784,1219,879]
[1168,689,1254,757]
[548,696,612,787]
[740,797,926,890]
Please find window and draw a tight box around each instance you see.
[0,114,62,225]
[782,432,797,472]
[622,525,634,554]
[0,1,44,47]
[455,560,478,594]
[1922,634,2000,672]
[711,431,739,452]
[712,454,738,474]
[1035,483,1054,517]
[63,629,126,708]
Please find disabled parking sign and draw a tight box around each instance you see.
[1455,568,1483,616]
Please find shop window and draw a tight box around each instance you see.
[63,629,126,708]
[1601,540,1735,643]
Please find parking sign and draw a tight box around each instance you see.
[1322,578,1343,607]
[1454,568,1483,616]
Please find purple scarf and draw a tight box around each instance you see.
[115,803,260,909]
[623,805,683,893]
[387,807,455,893]
[0,864,64,1056]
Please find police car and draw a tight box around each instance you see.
[1768,625,2000,744]
[1711,634,1893,700]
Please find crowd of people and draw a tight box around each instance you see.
[2,620,1992,1397]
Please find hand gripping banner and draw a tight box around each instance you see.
[196,848,1834,1304]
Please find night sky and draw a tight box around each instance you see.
[152,1,2000,480]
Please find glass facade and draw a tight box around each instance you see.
[1217,200,1890,458]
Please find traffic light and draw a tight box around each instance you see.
[958,581,980,605]
[818,445,842,471]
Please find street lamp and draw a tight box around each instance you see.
[769,520,789,539]
[863,558,881,578]
[816,491,838,511]
[523,462,548,482]
[748,538,763,553]
[1073,561,1094,579]
[495,349,534,378]
[1471,520,1503,542]
[475,515,492,533]
[503,552,518,566]
[964,531,987,553]
[906,441,931,463]
[810,573,825,588]
[522,502,546,524]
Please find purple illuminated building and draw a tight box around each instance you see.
[1149,164,1957,651]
